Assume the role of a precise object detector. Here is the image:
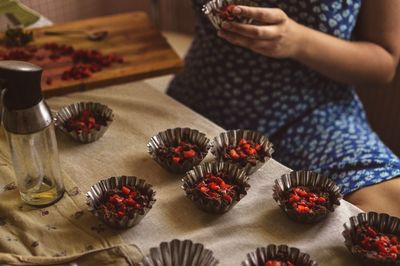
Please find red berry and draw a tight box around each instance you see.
[242,143,251,150]
[265,260,282,266]
[390,245,398,254]
[121,186,130,195]
[289,195,300,203]
[229,149,240,160]
[200,186,209,193]
[183,149,197,158]
[223,194,232,203]
[209,182,220,191]
[316,197,326,203]
[125,198,136,206]
[172,156,181,164]
[110,194,123,204]
[174,146,183,153]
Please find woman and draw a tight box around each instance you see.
[167,0,400,215]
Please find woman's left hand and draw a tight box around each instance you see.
[218,6,303,59]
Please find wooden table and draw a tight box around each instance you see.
[0,12,183,97]
[45,81,362,266]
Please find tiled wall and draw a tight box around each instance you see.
[1,0,195,33]
[20,0,152,23]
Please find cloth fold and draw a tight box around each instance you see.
[0,244,142,266]
[0,129,143,265]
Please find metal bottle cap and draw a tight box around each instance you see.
[0,61,51,134]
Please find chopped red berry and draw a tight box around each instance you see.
[355,223,400,261]
[98,184,150,220]
[121,186,130,195]
[183,149,197,158]
[216,3,238,21]
[265,260,294,266]
[156,140,203,165]
[223,138,266,167]
[189,172,239,205]
[65,109,110,135]
[172,156,181,164]
[283,186,331,215]
[0,42,123,83]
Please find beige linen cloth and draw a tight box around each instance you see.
[1,81,363,265]
[0,133,143,264]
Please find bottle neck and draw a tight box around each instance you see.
[2,99,53,134]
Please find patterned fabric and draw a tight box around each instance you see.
[167,0,400,195]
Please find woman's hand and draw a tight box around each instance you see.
[218,6,303,59]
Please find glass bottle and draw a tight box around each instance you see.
[0,61,64,206]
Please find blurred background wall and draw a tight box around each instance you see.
[1,0,398,156]
[6,0,195,33]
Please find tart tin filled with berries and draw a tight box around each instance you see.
[86,176,156,229]
[182,161,250,214]
[147,128,211,174]
[54,101,113,143]
[211,129,274,175]
[140,239,219,266]
[273,170,342,224]
[242,244,318,266]
[203,0,259,30]
[343,212,400,266]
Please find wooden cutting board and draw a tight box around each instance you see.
[0,12,183,97]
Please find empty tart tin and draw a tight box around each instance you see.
[140,239,219,266]
[203,0,259,30]
[211,129,274,175]
[86,176,156,229]
[343,212,400,266]
[147,127,211,174]
[242,244,318,266]
[182,161,250,214]
[54,101,113,143]
[272,170,342,224]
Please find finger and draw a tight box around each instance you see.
[233,6,285,24]
[221,21,281,40]
[217,30,255,48]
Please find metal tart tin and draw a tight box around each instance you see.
[140,239,219,266]
[242,244,318,266]
[211,129,274,175]
[272,170,342,224]
[147,127,211,174]
[54,101,113,144]
[182,161,250,214]
[86,176,156,229]
[202,0,259,30]
[343,212,400,266]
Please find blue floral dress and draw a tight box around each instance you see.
[167,0,400,195]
